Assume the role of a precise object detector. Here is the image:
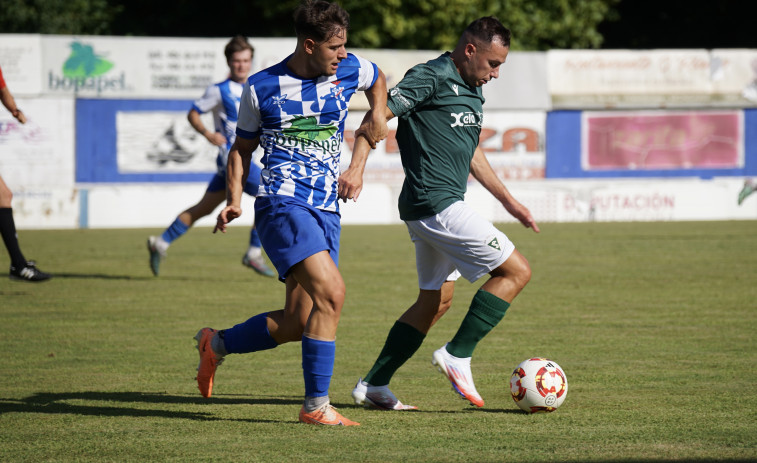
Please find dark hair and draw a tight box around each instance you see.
[463,16,511,48]
[293,0,350,42]
[224,35,254,61]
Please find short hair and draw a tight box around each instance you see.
[462,16,511,48]
[224,35,254,61]
[293,0,350,43]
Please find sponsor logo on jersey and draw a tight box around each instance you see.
[272,94,287,108]
[275,115,342,154]
[450,111,482,128]
[390,86,412,108]
[451,84,459,95]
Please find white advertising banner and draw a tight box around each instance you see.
[39,35,295,99]
[711,49,757,105]
[0,34,43,96]
[482,52,550,110]
[116,111,219,173]
[548,49,714,108]
[0,98,75,188]
[74,177,757,229]
[351,50,550,110]
[470,178,757,224]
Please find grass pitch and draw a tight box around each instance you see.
[1,221,755,462]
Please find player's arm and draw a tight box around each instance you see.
[340,105,396,203]
[187,108,225,146]
[0,86,25,124]
[361,68,389,147]
[214,135,259,233]
[470,146,540,233]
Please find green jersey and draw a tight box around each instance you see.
[387,52,484,221]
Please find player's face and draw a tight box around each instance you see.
[228,49,253,83]
[311,29,348,76]
[463,40,508,87]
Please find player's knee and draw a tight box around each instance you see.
[498,252,531,291]
[316,280,346,316]
[513,258,532,290]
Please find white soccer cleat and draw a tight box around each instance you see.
[352,378,418,410]
[432,344,484,407]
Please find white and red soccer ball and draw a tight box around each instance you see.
[509,358,568,413]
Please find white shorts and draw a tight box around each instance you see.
[405,201,515,290]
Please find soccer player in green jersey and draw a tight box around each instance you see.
[351,16,540,410]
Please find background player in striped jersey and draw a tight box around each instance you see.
[196,0,387,426]
[147,35,274,278]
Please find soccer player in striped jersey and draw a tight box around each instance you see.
[195,0,387,426]
[147,36,274,278]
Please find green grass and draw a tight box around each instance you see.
[1,221,756,462]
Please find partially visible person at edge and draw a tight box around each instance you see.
[738,178,756,205]
[0,65,52,282]
[147,35,275,278]
[350,16,540,411]
[195,0,388,426]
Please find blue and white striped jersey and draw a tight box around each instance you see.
[236,53,378,212]
[192,78,243,171]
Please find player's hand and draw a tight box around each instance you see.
[207,132,226,147]
[214,205,242,233]
[504,200,540,233]
[355,110,388,148]
[14,110,26,124]
[337,167,363,203]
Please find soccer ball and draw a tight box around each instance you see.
[509,358,568,413]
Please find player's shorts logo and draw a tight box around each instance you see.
[487,236,501,250]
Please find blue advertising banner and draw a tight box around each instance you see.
[546,109,757,178]
[76,99,219,183]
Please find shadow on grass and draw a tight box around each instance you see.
[417,407,524,415]
[0,391,303,423]
[51,273,255,282]
[50,273,154,281]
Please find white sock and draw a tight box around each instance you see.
[246,246,262,259]
[156,236,170,253]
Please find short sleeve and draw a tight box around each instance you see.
[386,63,438,118]
[191,84,221,114]
[351,53,378,92]
[235,82,261,140]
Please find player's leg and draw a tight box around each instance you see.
[414,201,518,407]
[213,278,312,355]
[431,251,530,407]
[0,176,25,269]
[292,251,358,426]
[354,229,457,409]
[0,175,51,282]
[194,281,312,399]
[446,249,530,360]
[147,177,225,276]
[240,164,275,277]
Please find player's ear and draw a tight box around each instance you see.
[465,42,477,59]
[303,38,317,55]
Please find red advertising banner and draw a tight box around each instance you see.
[582,111,743,170]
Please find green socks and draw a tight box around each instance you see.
[363,291,510,385]
[364,321,425,387]
[446,289,510,358]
